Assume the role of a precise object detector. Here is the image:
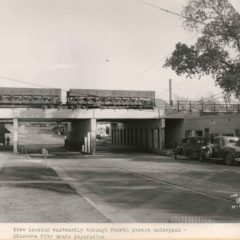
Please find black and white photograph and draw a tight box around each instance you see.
[0,0,240,239]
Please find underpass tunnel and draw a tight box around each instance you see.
[95,119,165,153]
[1,118,185,154]
[1,119,69,154]
[6,117,167,155]
[17,121,66,154]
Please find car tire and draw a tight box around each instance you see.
[205,149,211,160]
[186,151,192,160]
[201,148,211,162]
[224,152,234,166]
[199,152,204,162]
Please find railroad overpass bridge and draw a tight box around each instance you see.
[0,107,165,154]
[4,103,237,155]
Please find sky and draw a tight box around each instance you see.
[0,0,239,102]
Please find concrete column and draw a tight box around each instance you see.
[121,129,123,144]
[117,129,119,144]
[0,124,5,145]
[145,128,148,149]
[160,123,165,149]
[66,122,72,147]
[84,137,88,153]
[90,118,97,154]
[153,128,158,149]
[13,119,18,153]
[136,128,139,147]
[140,128,143,147]
[111,129,114,144]
[147,128,152,150]
[131,129,134,146]
[87,131,91,153]
[132,128,136,146]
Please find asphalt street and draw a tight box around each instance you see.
[0,148,239,223]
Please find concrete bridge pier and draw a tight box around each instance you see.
[0,123,6,146]
[67,119,96,154]
[13,119,18,153]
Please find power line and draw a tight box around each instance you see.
[0,76,53,89]
[136,0,207,25]
[122,31,199,91]
[119,58,163,88]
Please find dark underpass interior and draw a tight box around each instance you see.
[165,119,184,148]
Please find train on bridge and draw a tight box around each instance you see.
[0,87,155,109]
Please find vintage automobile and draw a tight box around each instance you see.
[199,136,240,165]
[174,137,210,160]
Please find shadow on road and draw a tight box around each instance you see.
[0,166,76,195]
[0,166,60,181]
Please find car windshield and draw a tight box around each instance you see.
[226,137,240,145]
[196,138,208,144]
[182,137,208,144]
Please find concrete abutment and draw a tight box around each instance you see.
[67,119,97,154]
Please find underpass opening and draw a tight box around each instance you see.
[96,119,164,154]
[2,119,71,155]
[17,121,66,155]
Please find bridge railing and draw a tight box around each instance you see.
[164,101,240,113]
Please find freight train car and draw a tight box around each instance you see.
[0,87,61,107]
[67,89,155,109]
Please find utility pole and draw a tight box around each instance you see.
[169,79,173,106]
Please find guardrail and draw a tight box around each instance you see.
[165,101,240,113]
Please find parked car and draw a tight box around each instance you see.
[174,137,210,160]
[199,136,240,165]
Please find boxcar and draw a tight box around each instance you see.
[0,87,61,107]
[67,89,155,109]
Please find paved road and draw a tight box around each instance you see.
[0,148,239,223]
[0,151,108,222]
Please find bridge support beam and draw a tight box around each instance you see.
[90,119,97,154]
[67,119,96,154]
[13,118,18,153]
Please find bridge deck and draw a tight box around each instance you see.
[0,108,163,120]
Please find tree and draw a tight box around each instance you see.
[164,0,240,99]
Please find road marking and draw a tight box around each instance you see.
[25,154,50,168]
